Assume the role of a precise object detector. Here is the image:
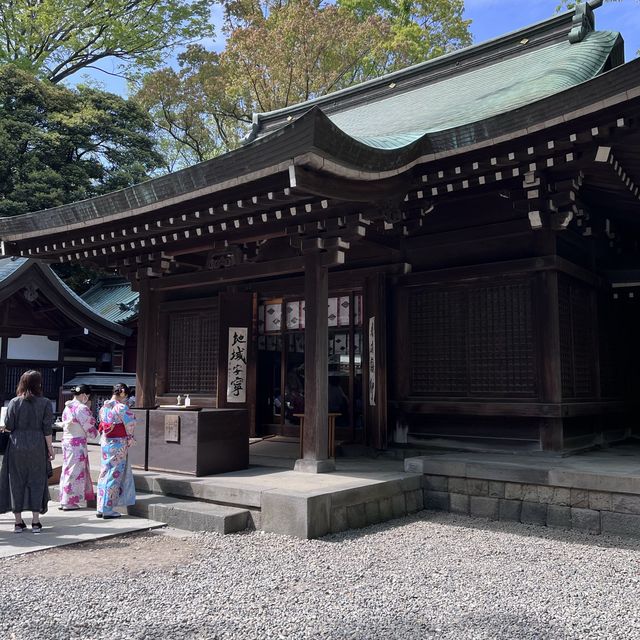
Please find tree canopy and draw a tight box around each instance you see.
[0,65,163,217]
[0,0,215,84]
[134,0,471,169]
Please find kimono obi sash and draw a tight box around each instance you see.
[99,422,127,438]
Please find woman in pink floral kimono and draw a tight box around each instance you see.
[96,383,136,519]
[58,384,98,511]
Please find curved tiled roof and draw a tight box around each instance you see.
[0,3,629,242]
[0,257,131,342]
[81,278,138,324]
[321,31,620,149]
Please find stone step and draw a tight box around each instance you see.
[248,454,296,469]
[133,472,263,509]
[129,493,251,534]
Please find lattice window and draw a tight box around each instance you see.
[410,288,467,395]
[167,304,219,394]
[468,282,535,395]
[558,276,595,399]
[409,279,536,397]
[5,365,59,398]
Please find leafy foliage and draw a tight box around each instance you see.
[134,0,471,169]
[0,65,163,217]
[0,0,215,83]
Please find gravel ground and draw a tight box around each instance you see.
[1,511,640,640]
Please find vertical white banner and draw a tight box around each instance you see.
[368,316,376,406]
[226,327,248,403]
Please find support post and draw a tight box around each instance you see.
[135,278,158,409]
[537,270,563,450]
[294,245,335,473]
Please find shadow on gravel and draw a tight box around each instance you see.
[320,509,640,551]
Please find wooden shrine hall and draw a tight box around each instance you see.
[1,1,640,472]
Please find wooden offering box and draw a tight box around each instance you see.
[146,407,249,476]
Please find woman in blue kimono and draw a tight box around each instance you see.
[96,383,136,519]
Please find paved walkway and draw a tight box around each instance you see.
[0,503,164,559]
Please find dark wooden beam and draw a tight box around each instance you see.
[149,250,345,291]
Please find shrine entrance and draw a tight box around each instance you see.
[256,292,364,445]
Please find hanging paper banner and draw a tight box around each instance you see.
[368,317,376,406]
[226,327,248,403]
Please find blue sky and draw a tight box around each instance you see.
[465,0,640,58]
[79,0,640,97]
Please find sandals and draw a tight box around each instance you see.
[13,521,26,533]
[31,522,43,534]
[96,510,121,519]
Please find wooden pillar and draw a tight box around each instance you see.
[537,270,563,451]
[295,245,334,473]
[135,278,158,408]
[364,273,389,449]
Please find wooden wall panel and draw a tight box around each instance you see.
[407,277,537,399]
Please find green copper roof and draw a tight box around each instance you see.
[329,31,620,149]
[81,278,138,324]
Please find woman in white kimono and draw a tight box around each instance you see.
[58,384,98,510]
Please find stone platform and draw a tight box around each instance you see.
[406,441,640,538]
[73,442,423,539]
[131,458,423,539]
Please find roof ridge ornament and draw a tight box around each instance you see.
[569,1,601,44]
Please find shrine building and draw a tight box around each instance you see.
[1,1,639,473]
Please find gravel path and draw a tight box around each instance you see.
[2,511,640,640]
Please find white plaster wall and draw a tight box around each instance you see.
[7,335,59,361]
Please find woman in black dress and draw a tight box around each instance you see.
[0,370,54,533]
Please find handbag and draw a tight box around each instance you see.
[0,430,9,455]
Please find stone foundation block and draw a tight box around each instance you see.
[262,492,330,539]
[400,475,423,492]
[450,493,470,515]
[550,488,571,506]
[505,483,524,500]
[405,490,418,514]
[520,501,547,526]
[499,499,522,522]
[498,500,522,522]
[588,491,612,512]
[391,493,406,518]
[424,475,448,492]
[379,497,393,521]
[488,481,505,499]
[547,505,571,529]
[406,489,424,513]
[424,490,449,512]
[331,506,348,534]
[601,512,640,538]
[610,493,640,515]
[522,485,539,503]
[470,496,499,520]
[449,477,468,494]
[570,489,589,508]
[571,508,601,534]
[467,479,489,497]
[346,503,367,530]
[365,501,381,525]
[537,486,555,504]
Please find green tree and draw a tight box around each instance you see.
[338,0,471,75]
[0,0,215,84]
[135,46,249,169]
[0,65,163,217]
[135,0,471,169]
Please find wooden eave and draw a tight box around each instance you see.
[1,59,640,271]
